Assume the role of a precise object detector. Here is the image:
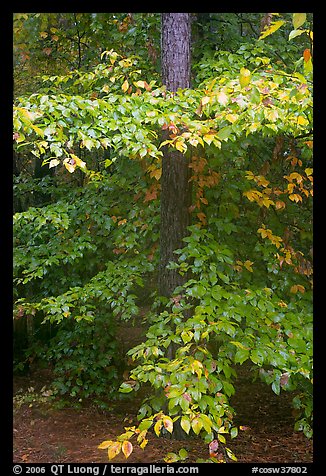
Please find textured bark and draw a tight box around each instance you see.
[159,13,192,299]
[161,13,191,91]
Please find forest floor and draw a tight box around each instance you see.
[13,363,313,464]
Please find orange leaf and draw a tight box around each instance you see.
[275,200,286,210]
[144,188,158,202]
[303,49,311,63]
[200,197,208,205]
[197,212,207,225]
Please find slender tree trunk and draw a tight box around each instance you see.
[159,17,193,440]
[158,13,192,299]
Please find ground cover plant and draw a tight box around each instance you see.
[13,12,313,464]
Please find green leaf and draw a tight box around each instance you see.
[289,29,306,41]
[119,382,135,393]
[181,330,193,344]
[222,381,235,397]
[178,448,188,460]
[234,348,250,365]
[250,349,264,365]
[239,68,251,88]
[230,427,238,439]
[138,419,153,431]
[217,126,233,141]
[272,380,280,395]
[164,453,179,463]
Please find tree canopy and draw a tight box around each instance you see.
[13,12,313,463]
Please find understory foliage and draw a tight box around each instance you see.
[13,13,312,463]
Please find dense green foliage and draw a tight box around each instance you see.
[13,13,313,462]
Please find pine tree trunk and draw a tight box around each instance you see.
[158,13,192,300]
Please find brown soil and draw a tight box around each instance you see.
[13,365,313,464]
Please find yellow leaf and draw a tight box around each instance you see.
[139,438,148,449]
[191,359,203,378]
[134,80,145,88]
[63,159,76,173]
[243,260,254,272]
[137,429,147,444]
[293,13,306,29]
[180,416,191,435]
[258,227,268,239]
[305,168,313,176]
[108,442,122,460]
[191,417,203,435]
[98,440,115,450]
[175,140,187,153]
[225,113,238,123]
[259,20,286,40]
[203,134,214,145]
[257,175,270,187]
[262,197,274,208]
[289,193,302,203]
[297,115,309,126]
[40,31,48,38]
[154,420,162,437]
[31,124,44,137]
[70,154,86,170]
[121,441,133,459]
[150,168,162,181]
[122,79,129,93]
[287,183,295,193]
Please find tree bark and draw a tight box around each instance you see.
[158,13,192,299]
